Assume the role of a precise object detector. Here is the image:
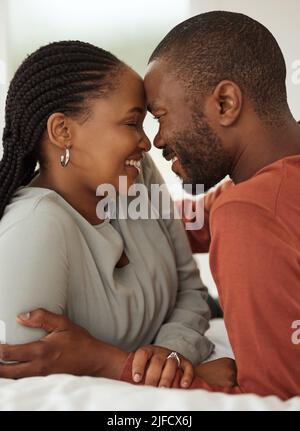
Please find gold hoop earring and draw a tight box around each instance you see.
[60,146,70,167]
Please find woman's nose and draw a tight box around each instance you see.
[140,132,151,152]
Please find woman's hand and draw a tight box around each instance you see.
[0,309,128,379]
[132,345,194,388]
[195,357,238,387]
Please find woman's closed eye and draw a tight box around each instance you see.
[126,120,145,131]
[126,122,138,128]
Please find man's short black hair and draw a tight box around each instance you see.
[149,11,288,123]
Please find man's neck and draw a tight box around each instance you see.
[231,119,300,184]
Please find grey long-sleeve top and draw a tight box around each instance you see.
[0,155,213,364]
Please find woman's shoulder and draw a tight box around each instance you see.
[0,187,76,239]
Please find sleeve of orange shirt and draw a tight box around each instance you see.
[209,201,300,399]
[177,180,233,254]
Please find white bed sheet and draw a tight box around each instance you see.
[0,319,299,411]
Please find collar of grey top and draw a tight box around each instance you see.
[17,186,112,229]
[92,217,110,229]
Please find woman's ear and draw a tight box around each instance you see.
[47,113,72,149]
[213,80,242,127]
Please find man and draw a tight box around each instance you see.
[132,11,300,399]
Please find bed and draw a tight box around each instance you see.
[0,319,299,411]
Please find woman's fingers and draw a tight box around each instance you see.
[180,359,194,388]
[158,355,178,388]
[144,354,166,386]
[0,341,46,363]
[132,347,152,382]
[131,346,194,388]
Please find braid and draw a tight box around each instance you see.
[0,40,123,219]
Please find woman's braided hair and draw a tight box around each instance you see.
[0,40,124,219]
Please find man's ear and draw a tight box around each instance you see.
[46,113,73,149]
[212,80,242,126]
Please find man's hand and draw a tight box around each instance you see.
[0,309,127,379]
[195,357,238,387]
[132,345,194,388]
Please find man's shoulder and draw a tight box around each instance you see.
[211,161,285,217]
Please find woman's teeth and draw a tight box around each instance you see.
[125,159,141,172]
[172,156,178,164]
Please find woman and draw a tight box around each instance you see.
[0,41,214,387]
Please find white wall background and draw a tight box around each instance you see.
[1,0,300,296]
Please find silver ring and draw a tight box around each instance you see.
[166,351,181,368]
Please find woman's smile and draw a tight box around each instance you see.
[124,152,145,176]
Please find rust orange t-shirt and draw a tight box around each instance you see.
[208,154,300,399]
[120,155,300,400]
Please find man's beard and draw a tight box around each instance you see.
[168,113,232,194]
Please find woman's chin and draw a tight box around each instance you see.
[124,165,140,178]
[124,167,140,185]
